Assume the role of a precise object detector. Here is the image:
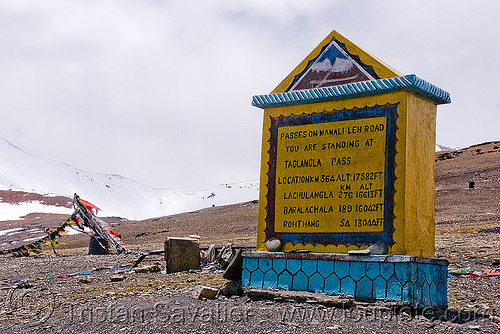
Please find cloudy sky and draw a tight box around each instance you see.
[1,0,499,192]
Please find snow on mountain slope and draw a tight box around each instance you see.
[0,136,259,220]
[436,143,459,152]
[0,201,74,221]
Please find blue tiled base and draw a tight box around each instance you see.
[242,252,448,308]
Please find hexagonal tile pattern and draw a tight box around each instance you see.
[244,257,259,273]
[317,260,334,278]
[334,260,349,279]
[417,264,427,285]
[380,263,395,280]
[291,271,308,291]
[395,263,412,284]
[386,276,402,300]
[250,269,264,288]
[349,262,366,281]
[355,276,374,301]
[242,253,448,308]
[263,269,278,289]
[340,276,355,296]
[259,258,273,273]
[241,268,251,287]
[366,262,380,280]
[373,276,387,300]
[277,270,293,290]
[272,258,287,274]
[302,259,318,277]
[402,282,414,301]
[324,273,341,295]
[286,259,302,275]
[429,282,437,306]
[308,272,324,292]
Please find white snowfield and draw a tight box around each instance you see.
[0,202,74,221]
[436,143,458,152]
[0,136,259,221]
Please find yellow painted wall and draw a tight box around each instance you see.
[257,91,437,257]
[404,93,437,257]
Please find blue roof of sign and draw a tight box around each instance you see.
[252,74,451,108]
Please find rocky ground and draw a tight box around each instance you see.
[0,141,499,333]
[434,141,500,318]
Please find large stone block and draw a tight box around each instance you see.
[164,237,200,273]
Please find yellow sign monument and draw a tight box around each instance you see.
[252,31,451,257]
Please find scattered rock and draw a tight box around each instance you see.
[110,275,125,282]
[367,242,388,255]
[192,285,218,300]
[491,315,500,323]
[78,278,92,284]
[133,263,161,273]
[467,325,481,330]
[266,238,281,252]
[219,280,242,296]
[223,249,243,281]
[326,325,341,330]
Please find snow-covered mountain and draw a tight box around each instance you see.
[0,136,259,220]
[436,143,459,152]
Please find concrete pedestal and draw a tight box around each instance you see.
[242,251,448,308]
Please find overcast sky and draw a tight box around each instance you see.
[1,1,499,192]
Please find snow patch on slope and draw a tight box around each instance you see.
[436,143,459,152]
[0,202,73,221]
[0,136,259,220]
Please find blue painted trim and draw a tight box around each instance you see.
[252,75,451,108]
